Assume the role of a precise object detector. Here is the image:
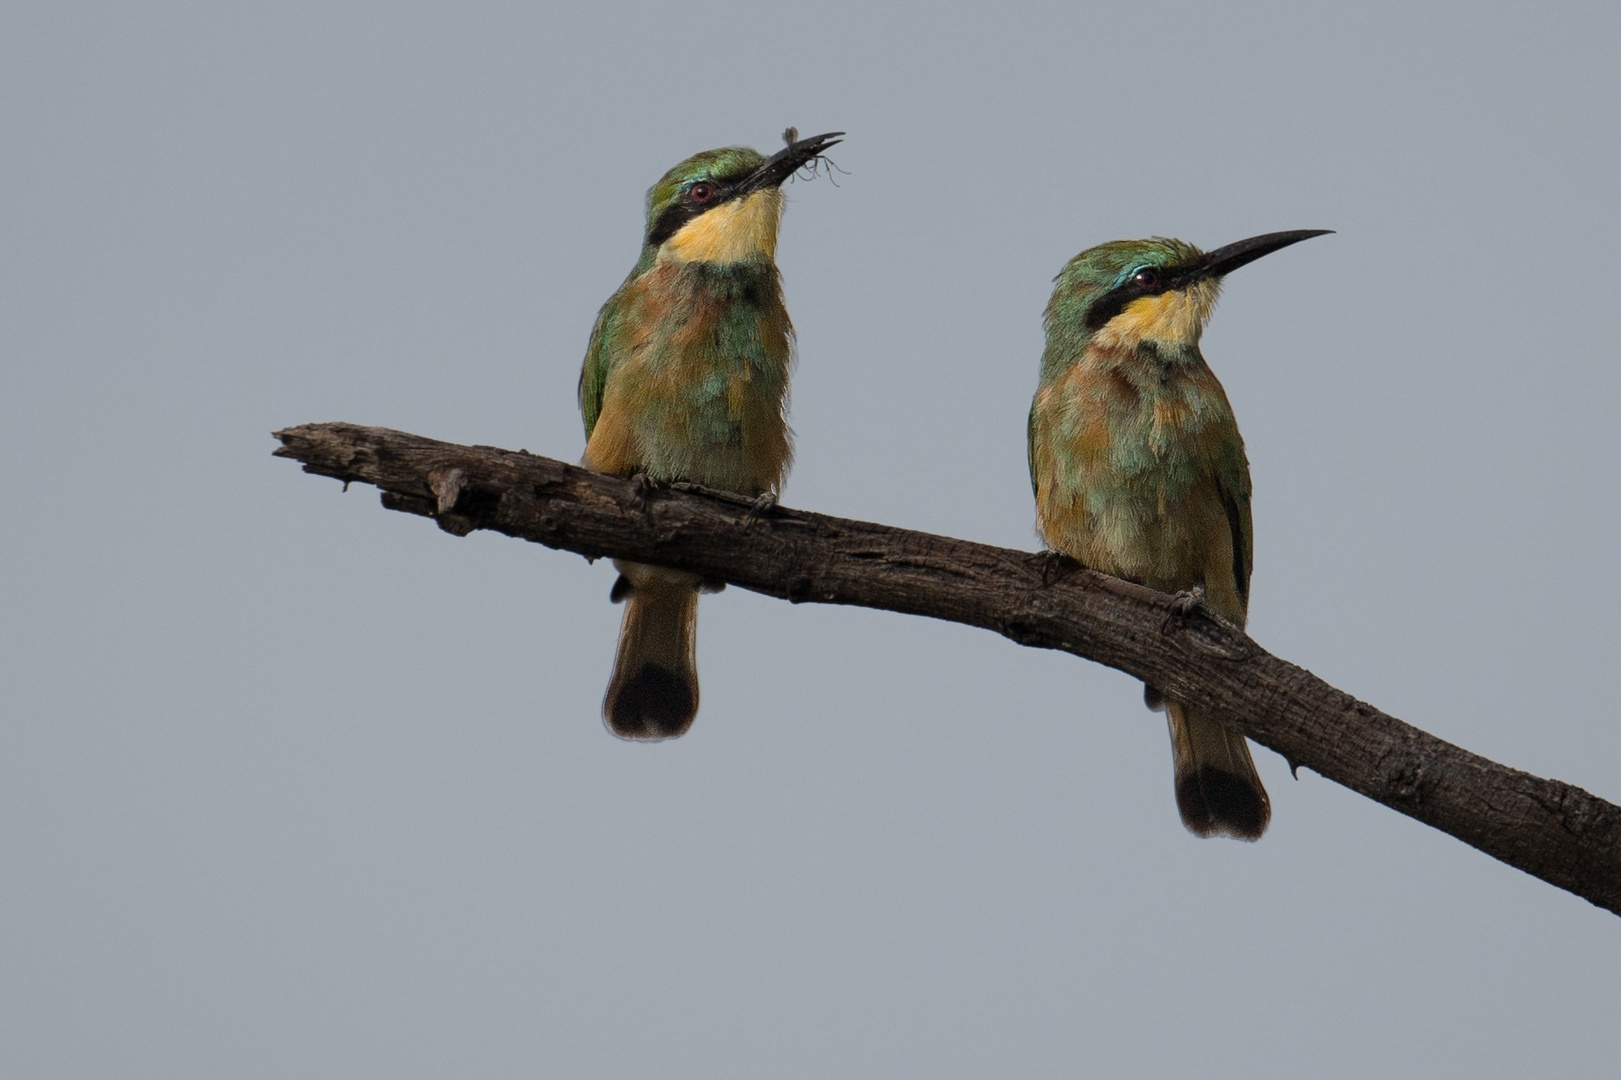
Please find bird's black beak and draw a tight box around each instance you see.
[1194,229,1334,280]
[737,130,844,194]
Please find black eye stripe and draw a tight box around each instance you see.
[647,181,722,245]
[1082,266,1181,331]
[644,167,760,247]
[648,203,695,246]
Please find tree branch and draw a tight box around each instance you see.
[273,421,1621,915]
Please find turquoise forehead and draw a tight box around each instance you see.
[645,146,768,215]
[1057,236,1204,290]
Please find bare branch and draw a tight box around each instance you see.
[274,422,1621,915]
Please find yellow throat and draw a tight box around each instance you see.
[1093,278,1222,349]
[662,189,785,264]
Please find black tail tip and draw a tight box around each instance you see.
[604,663,697,741]
[1177,766,1270,841]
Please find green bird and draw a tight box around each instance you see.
[578,130,842,740]
[1028,229,1330,838]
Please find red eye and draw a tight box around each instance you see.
[689,182,713,202]
[1132,268,1160,288]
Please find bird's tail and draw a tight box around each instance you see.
[1165,700,1270,840]
[603,562,700,740]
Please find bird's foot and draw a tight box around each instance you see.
[1170,584,1206,615]
[1162,585,1207,633]
[627,471,658,510]
[741,490,778,527]
[1035,548,1073,587]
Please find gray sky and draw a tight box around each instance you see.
[4,2,1618,1076]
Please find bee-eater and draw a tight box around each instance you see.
[578,130,842,740]
[1028,230,1330,838]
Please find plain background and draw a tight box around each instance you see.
[3,2,1618,1076]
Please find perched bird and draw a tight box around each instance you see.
[1028,230,1330,838]
[578,130,842,740]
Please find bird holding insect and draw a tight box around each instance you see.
[579,129,843,740]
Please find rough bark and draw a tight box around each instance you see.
[274,422,1621,916]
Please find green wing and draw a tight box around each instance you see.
[577,295,618,440]
[1217,459,1254,613]
[1026,402,1040,499]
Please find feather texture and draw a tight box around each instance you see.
[1030,236,1272,839]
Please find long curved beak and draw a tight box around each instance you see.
[737,130,844,194]
[1196,229,1334,280]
